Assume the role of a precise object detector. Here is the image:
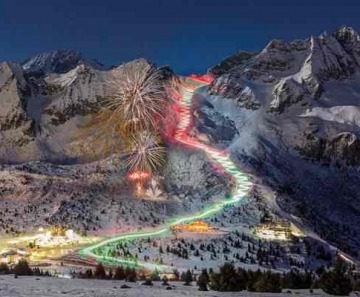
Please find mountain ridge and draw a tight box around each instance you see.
[0,25,359,261]
[200,25,360,256]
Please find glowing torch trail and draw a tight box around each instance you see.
[78,75,252,270]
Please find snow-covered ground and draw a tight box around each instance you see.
[0,276,347,297]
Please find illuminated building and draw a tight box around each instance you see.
[172,220,215,233]
[255,221,293,241]
[0,249,29,264]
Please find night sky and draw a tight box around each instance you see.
[0,0,359,74]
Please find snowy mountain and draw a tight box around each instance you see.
[209,26,360,166]
[0,26,360,263]
[203,25,360,256]
[0,53,170,163]
[21,50,109,76]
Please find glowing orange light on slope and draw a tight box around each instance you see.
[127,170,151,181]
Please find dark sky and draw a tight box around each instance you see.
[0,0,359,74]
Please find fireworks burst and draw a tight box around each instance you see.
[105,60,168,133]
[125,131,166,173]
[77,60,170,163]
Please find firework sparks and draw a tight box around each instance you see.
[105,60,168,133]
[124,131,166,173]
[78,60,171,164]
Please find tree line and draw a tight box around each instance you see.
[202,260,359,295]
[1,259,359,295]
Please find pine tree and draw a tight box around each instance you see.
[0,263,10,275]
[114,266,126,280]
[94,263,106,279]
[125,267,137,282]
[85,269,93,278]
[254,270,282,293]
[151,269,160,281]
[353,280,360,292]
[14,259,32,276]
[197,269,209,291]
[209,263,246,291]
[282,269,313,289]
[197,272,209,291]
[319,260,352,296]
[183,269,193,285]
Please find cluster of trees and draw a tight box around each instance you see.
[204,261,359,295]
[104,225,344,279]
[77,263,138,282]
[0,259,52,277]
[318,260,354,296]
[131,230,328,272]
[296,197,359,258]
[2,258,358,296]
[208,263,282,292]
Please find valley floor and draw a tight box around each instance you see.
[0,276,355,297]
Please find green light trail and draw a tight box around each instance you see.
[77,77,252,271]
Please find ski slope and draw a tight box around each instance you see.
[78,75,252,270]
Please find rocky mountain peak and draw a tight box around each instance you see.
[209,25,360,111]
[262,39,292,52]
[210,51,257,76]
[334,26,360,44]
[21,49,108,76]
[0,62,26,88]
[211,26,360,84]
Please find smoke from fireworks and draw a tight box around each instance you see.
[78,109,125,158]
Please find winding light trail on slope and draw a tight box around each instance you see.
[78,75,252,271]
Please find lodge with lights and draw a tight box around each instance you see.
[254,221,294,241]
[0,249,29,264]
[171,220,217,233]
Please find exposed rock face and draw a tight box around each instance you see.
[210,26,360,104]
[194,98,238,143]
[297,132,360,166]
[164,148,231,197]
[208,26,360,167]
[0,53,170,163]
[253,39,297,73]
[42,65,105,127]
[210,51,256,76]
[269,78,310,113]
[22,50,108,76]
[0,62,34,146]
[325,132,360,166]
[209,73,260,110]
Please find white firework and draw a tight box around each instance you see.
[105,60,168,133]
[124,130,166,173]
[145,179,164,200]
